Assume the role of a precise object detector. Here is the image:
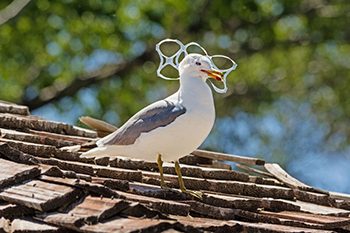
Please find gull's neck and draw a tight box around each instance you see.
[178,74,214,108]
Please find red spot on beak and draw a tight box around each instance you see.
[201,69,223,81]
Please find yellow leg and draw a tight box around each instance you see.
[175,160,203,199]
[157,154,172,191]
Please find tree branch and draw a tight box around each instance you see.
[0,0,31,26]
[22,50,154,111]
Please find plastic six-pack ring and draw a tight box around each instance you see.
[155,39,237,93]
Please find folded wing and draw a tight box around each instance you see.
[97,100,186,147]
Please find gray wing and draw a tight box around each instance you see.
[98,100,186,146]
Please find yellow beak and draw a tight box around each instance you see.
[201,69,224,81]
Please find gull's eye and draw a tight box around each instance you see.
[196,62,201,66]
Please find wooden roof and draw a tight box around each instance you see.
[0,100,350,233]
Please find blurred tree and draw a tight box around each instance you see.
[0,0,350,191]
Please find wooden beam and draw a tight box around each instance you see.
[264,163,329,195]
[236,164,274,178]
[192,149,265,166]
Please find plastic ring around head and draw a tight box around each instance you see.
[155,39,237,93]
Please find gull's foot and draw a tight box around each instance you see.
[180,188,203,200]
[160,184,202,199]
[160,183,181,194]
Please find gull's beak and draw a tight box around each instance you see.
[201,69,223,81]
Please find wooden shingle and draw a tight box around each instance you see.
[0,202,34,217]
[0,102,29,116]
[0,180,81,212]
[79,217,176,233]
[68,196,129,222]
[1,99,350,233]
[0,158,40,189]
[11,218,62,233]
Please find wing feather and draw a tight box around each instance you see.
[97,100,186,146]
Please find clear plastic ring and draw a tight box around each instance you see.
[155,39,237,93]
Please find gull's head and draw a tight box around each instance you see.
[179,54,223,82]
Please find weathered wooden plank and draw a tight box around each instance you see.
[202,193,263,211]
[91,177,129,192]
[39,213,85,230]
[118,190,191,216]
[26,129,92,145]
[236,220,335,233]
[75,180,127,199]
[39,175,79,185]
[162,162,249,181]
[72,126,98,138]
[38,165,65,177]
[0,158,40,189]
[42,137,77,148]
[330,191,350,202]
[0,137,82,162]
[341,224,350,232]
[0,102,29,115]
[0,138,81,162]
[40,158,142,182]
[39,164,91,182]
[282,200,350,217]
[79,217,176,233]
[264,163,311,189]
[203,192,301,212]
[260,211,350,229]
[0,128,42,144]
[67,195,130,223]
[0,142,40,165]
[248,175,284,186]
[264,163,329,195]
[236,163,275,178]
[192,149,265,166]
[39,175,126,199]
[129,182,188,200]
[79,116,117,138]
[0,138,56,158]
[234,209,327,229]
[94,164,142,182]
[0,202,35,217]
[201,161,232,170]
[261,198,301,212]
[293,189,335,206]
[0,217,10,233]
[210,179,295,199]
[0,180,81,212]
[121,202,169,219]
[170,215,241,231]
[0,114,97,138]
[178,154,212,165]
[109,156,158,172]
[181,200,236,220]
[334,199,350,210]
[172,215,335,233]
[11,218,61,233]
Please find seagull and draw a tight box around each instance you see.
[81,53,224,199]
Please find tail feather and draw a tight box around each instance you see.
[80,146,111,159]
[60,145,81,152]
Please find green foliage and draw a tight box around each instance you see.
[1,0,349,154]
